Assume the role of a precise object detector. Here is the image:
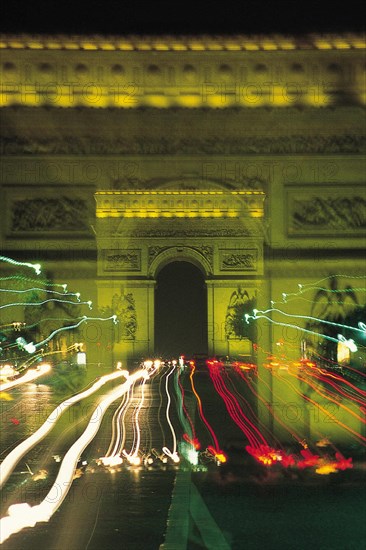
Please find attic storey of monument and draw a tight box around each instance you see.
[0,34,365,108]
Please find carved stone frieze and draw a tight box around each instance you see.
[198,245,214,266]
[148,246,165,264]
[10,197,90,233]
[103,249,141,271]
[148,244,213,267]
[1,134,365,156]
[220,249,258,271]
[132,227,250,238]
[110,176,265,192]
[289,195,366,235]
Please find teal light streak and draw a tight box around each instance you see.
[0,298,89,310]
[0,275,67,292]
[245,313,347,346]
[34,315,118,349]
[0,256,41,275]
[0,287,78,298]
[252,308,366,334]
[271,275,366,305]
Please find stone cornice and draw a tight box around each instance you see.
[0,33,365,51]
[1,35,364,109]
[95,190,265,219]
[1,134,365,156]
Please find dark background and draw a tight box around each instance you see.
[155,262,208,357]
[1,0,365,35]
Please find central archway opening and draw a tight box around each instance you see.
[154,261,207,357]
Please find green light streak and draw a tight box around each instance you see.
[272,296,360,308]
[0,275,67,291]
[0,298,89,310]
[271,275,366,305]
[253,308,366,334]
[34,315,117,348]
[245,313,342,344]
[0,287,77,298]
[0,256,41,275]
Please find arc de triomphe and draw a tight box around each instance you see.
[95,184,265,358]
[0,33,365,442]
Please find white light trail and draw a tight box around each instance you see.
[337,334,358,352]
[102,389,132,461]
[245,312,351,346]
[0,287,79,298]
[100,455,123,467]
[162,363,180,463]
[0,368,148,544]
[0,256,41,275]
[122,374,149,465]
[0,298,85,310]
[0,369,129,488]
[0,363,51,392]
[32,315,118,350]
[248,307,366,335]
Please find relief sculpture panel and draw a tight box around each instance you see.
[9,197,90,234]
[219,249,258,272]
[287,187,366,237]
[2,134,365,156]
[103,249,141,272]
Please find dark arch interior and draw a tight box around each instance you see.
[154,261,207,357]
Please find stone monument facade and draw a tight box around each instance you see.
[1,33,365,442]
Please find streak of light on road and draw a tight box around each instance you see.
[102,391,131,464]
[0,363,51,392]
[122,375,149,465]
[0,368,149,544]
[0,369,129,487]
[189,364,226,463]
[162,363,180,463]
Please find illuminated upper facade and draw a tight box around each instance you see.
[0,33,365,108]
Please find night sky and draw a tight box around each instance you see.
[1,0,365,35]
